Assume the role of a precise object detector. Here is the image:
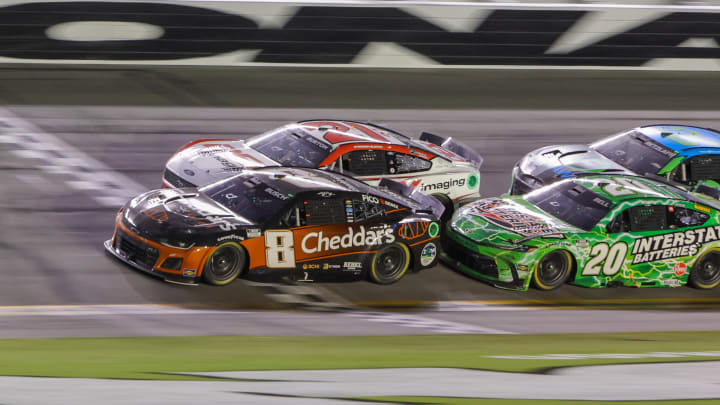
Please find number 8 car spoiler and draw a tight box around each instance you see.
[419,132,484,170]
[379,178,445,219]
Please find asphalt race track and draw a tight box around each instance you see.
[3,67,720,337]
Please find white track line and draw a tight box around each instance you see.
[0,108,145,207]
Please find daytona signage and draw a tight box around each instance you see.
[4,2,720,68]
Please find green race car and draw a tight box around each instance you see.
[441,174,720,291]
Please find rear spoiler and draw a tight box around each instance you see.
[419,132,484,170]
[379,178,445,218]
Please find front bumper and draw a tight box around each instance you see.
[440,230,528,290]
[104,219,207,285]
[104,239,199,286]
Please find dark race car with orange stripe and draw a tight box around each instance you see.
[162,120,483,205]
[106,167,443,286]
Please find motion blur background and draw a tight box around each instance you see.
[5,1,720,403]
[3,0,720,310]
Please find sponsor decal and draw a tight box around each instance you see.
[593,197,610,208]
[552,166,575,179]
[197,145,228,156]
[420,243,437,266]
[302,263,320,270]
[217,234,244,242]
[301,226,395,254]
[421,178,465,192]
[469,199,558,236]
[317,191,335,198]
[144,206,168,222]
[182,269,196,277]
[205,216,239,231]
[343,261,362,269]
[428,222,440,238]
[247,228,261,238]
[575,239,589,248]
[630,226,720,264]
[661,279,682,286]
[468,174,478,189]
[362,194,399,209]
[674,262,688,276]
[213,155,241,171]
[265,187,289,200]
[644,140,676,158]
[184,169,195,177]
[303,135,331,151]
[322,263,341,270]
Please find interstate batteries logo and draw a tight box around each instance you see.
[630,226,720,264]
[301,226,395,254]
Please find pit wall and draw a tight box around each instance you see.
[3,0,720,69]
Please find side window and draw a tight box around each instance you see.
[607,205,708,233]
[607,205,666,233]
[281,199,346,226]
[629,205,667,232]
[304,199,346,225]
[388,152,431,174]
[342,150,386,176]
[668,206,709,228]
[349,197,387,223]
[341,150,431,175]
[673,155,720,184]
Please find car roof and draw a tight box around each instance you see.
[216,166,421,208]
[294,120,412,147]
[637,125,720,155]
[570,174,705,205]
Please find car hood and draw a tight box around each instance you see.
[122,188,255,241]
[451,197,581,244]
[166,140,277,187]
[522,144,633,185]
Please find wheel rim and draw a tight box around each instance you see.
[375,246,406,280]
[696,254,720,285]
[537,251,568,286]
[208,245,241,281]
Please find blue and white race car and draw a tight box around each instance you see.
[510,125,720,199]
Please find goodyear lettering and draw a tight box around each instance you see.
[301,226,395,254]
[630,226,720,264]
[421,178,465,192]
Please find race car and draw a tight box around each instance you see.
[442,174,720,291]
[510,125,720,199]
[106,167,443,286]
[162,120,483,204]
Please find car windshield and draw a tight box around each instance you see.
[592,131,676,175]
[248,127,331,167]
[526,181,614,231]
[200,177,291,224]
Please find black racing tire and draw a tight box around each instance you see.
[369,243,411,285]
[532,250,572,291]
[202,243,247,286]
[690,251,720,289]
[432,193,454,223]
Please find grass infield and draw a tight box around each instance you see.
[2,331,720,380]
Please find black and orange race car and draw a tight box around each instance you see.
[105,167,443,285]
